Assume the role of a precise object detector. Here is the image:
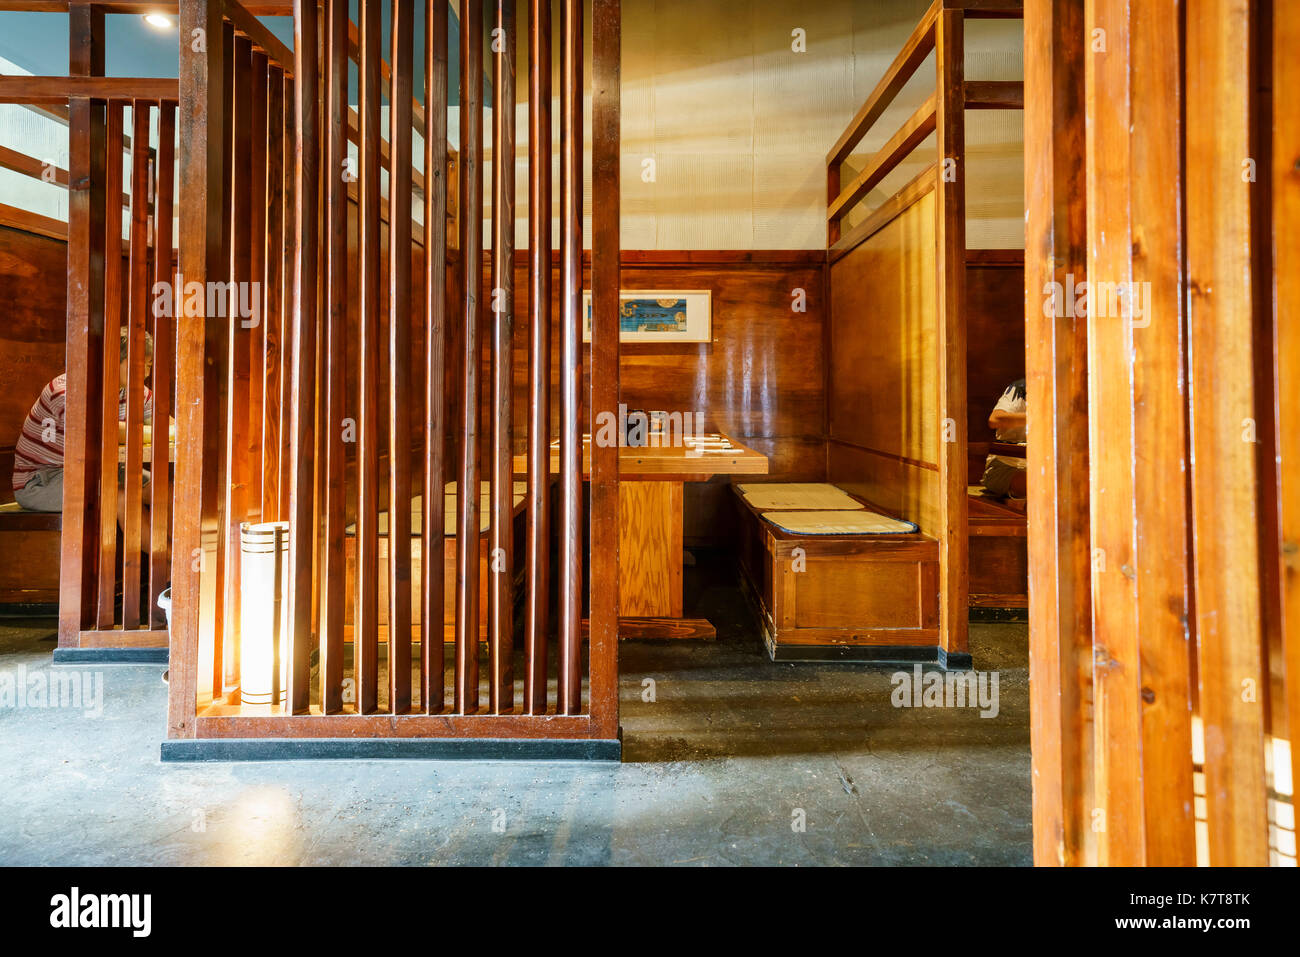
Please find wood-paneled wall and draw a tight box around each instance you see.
[826,188,940,537]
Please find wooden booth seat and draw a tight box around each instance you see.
[343,481,527,642]
[731,483,941,663]
[968,487,1028,609]
[0,448,62,606]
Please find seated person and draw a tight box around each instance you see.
[12,330,174,551]
[981,378,1026,499]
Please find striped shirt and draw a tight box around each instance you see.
[12,374,154,491]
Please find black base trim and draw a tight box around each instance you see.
[160,736,623,762]
[767,641,973,670]
[0,602,59,618]
[52,647,169,664]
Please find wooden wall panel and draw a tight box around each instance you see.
[966,254,1025,444]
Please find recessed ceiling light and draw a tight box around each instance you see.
[142,13,174,30]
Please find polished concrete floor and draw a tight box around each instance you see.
[0,555,1031,866]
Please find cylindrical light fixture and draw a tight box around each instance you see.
[239,521,290,707]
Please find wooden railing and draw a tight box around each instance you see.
[166,0,622,754]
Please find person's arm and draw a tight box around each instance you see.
[988,409,1026,433]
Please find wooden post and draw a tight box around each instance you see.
[288,0,320,714]
[322,0,349,713]
[356,0,382,714]
[171,0,226,737]
[61,1,105,649]
[389,0,415,715]
[934,9,967,659]
[455,0,484,714]
[423,0,449,714]
[557,0,583,716]
[1023,0,1092,868]
[96,102,122,629]
[525,0,553,715]
[590,0,620,738]
[149,101,176,620]
[1186,0,1268,866]
[489,0,516,713]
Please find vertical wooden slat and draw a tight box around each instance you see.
[62,1,105,648]
[1084,0,1145,866]
[356,0,382,714]
[212,20,235,694]
[223,38,253,679]
[589,0,620,738]
[171,0,225,736]
[288,0,321,714]
[1024,0,1092,868]
[263,67,285,523]
[489,0,516,714]
[279,72,295,526]
[423,0,449,714]
[524,0,552,715]
[121,101,151,631]
[148,101,176,620]
[934,9,968,659]
[388,0,415,715]
[320,0,349,714]
[247,54,268,528]
[1128,0,1196,865]
[1274,0,1300,837]
[455,0,484,715]
[557,0,583,716]
[96,101,123,629]
[1186,0,1269,865]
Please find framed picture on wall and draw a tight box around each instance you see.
[582,289,712,343]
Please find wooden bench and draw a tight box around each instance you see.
[731,484,943,664]
[0,449,62,606]
[967,441,1028,610]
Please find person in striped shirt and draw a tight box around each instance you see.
[13,332,171,553]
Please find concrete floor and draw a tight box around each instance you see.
[0,555,1031,866]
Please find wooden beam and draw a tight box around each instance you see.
[287,0,320,714]
[423,0,449,715]
[590,0,620,738]
[59,1,105,650]
[1186,0,1269,866]
[557,0,583,715]
[1023,0,1091,868]
[489,0,516,714]
[355,0,382,715]
[224,0,295,75]
[455,0,484,714]
[320,0,348,714]
[934,9,968,659]
[0,75,177,103]
[524,0,552,715]
[964,80,1024,109]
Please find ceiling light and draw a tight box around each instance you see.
[142,13,174,30]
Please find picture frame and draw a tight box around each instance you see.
[582,289,713,343]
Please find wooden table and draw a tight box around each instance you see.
[514,432,769,639]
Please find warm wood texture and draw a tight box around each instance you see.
[557,0,583,715]
[828,191,940,539]
[524,0,553,715]
[423,0,449,714]
[489,0,517,713]
[455,0,485,715]
[1273,0,1300,859]
[1185,0,1268,866]
[0,74,177,104]
[733,487,940,659]
[618,481,681,617]
[1023,0,1091,868]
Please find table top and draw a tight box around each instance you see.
[512,431,769,480]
